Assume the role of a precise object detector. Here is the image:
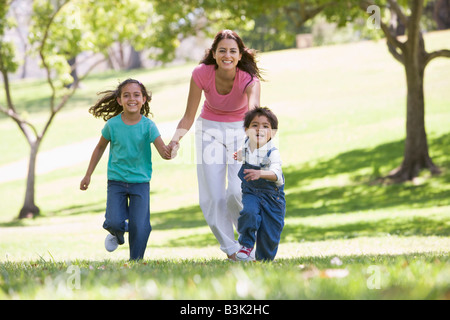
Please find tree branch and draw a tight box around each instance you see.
[425,49,450,66]
[38,0,71,112]
[360,0,405,50]
[387,0,407,26]
[0,104,39,142]
[39,56,108,140]
[359,0,406,64]
[0,66,39,142]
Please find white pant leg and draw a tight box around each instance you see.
[195,118,244,256]
[226,146,244,232]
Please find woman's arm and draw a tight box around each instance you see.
[80,136,109,190]
[246,80,261,110]
[166,77,202,158]
[171,76,202,143]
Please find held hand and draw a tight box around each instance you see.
[243,169,261,182]
[233,149,242,162]
[80,176,91,191]
[167,140,180,159]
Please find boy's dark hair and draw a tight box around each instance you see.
[244,107,278,130]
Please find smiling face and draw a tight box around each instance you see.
[245,115,273,149]
[117,83,146,115]
[212,38,242,71]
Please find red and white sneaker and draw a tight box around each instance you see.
[236,246,254,261]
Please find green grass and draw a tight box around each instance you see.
[1,254,448,299]
[0,31,449,300]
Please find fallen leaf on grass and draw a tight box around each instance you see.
[301,265,349,279]
[320,269,349,279]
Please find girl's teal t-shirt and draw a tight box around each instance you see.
[101,114,160,183]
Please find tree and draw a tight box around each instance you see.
[357,0,450,181]
[0,0,101,218]
[276,0,450,181]
[0,0,156,219]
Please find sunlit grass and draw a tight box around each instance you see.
[1,253,448,299]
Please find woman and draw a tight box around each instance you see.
[167,30,262,260]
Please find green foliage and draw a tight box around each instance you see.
[28,0,76,87]
[0,1,18,73]
[81,0,154,53]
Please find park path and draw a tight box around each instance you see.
[0,120,178,184]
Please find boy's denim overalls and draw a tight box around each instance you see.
[237,146,286,261]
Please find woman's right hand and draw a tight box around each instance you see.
[167,140,180,159]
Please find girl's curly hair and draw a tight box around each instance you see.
[89,79,152,121]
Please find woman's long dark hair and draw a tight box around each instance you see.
[89,79,152,121]
[200,30,264,88]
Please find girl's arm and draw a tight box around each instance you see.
[153,136,171,160]
[80,136,109,190]
[246,80,261,111]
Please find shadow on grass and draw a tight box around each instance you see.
[284,133,450,218]
[282,215,449,243]
[0,201,107,227]
[151,205,207,230]
[4,134,447,249]
[151,133,450,247]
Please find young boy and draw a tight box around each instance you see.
[234,107,286,261]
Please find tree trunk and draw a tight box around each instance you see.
[388,34,441,181]
[127,46,142,70]
[18,139,41,219]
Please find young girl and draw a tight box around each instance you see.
[80,79,170,261]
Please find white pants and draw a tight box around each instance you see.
[195,117,244,255]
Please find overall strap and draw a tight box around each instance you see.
[260,147,277,167]
[243,136,250,164]
[266,147,277,158]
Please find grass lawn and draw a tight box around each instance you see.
[0,31,449,300]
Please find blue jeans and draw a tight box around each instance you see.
[103,180,151,260]
[237,163,286,261]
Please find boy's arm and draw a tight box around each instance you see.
[80,136,109,190]
[242,169,277,182]
[267,148,283,186]
[242,149,283,184]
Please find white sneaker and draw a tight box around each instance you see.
[105,234,119,252]
[236,246,254,261]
